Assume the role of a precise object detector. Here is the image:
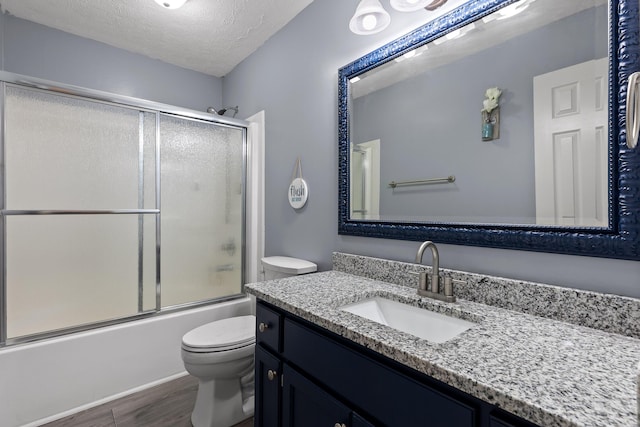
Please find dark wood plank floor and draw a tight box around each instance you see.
[41,375,253,427]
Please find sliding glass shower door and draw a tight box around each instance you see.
[1,79,245,344]
[160,114,244,307]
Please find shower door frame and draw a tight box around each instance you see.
[0,71,249,347]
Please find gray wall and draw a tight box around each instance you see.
[2,4,638,299]
[224,0,640,298]
[353,6,606,222]
[0,13,222,111]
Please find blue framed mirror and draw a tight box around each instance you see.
[338,0,640,260]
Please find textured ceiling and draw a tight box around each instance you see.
[0,0,314,77]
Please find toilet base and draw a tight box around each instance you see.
[191,377,254,427]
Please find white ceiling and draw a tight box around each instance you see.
[0,0,314,77]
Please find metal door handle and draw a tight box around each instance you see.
[258,322,269,332]
[267,369,277,381]
[626,71,640,149]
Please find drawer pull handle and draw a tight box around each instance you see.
[258,322,269,332]
[267,369,277,381]
[334,423,346,427]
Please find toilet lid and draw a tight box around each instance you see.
[182,315,256,350]
[261,256,317,275]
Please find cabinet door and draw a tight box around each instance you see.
[284,319,476,426]
[255,345,281,427]
[282,364,352,427]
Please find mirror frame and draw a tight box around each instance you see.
[338,0,640,260]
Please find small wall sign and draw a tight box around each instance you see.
[288,157,309,209]
[288,177,308,209]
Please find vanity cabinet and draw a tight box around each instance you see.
[255,301,538,427]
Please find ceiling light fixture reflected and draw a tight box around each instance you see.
[390,0,434,12]
[153,0,188,9]
[349,0,391,35]
[496,0,534,20]
[433,23,475,45]
[394,45,428,62]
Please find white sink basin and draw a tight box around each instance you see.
[339,297,475,343]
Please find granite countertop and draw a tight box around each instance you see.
[245,270,640,427]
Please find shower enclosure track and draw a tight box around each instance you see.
[1,209,160,215]
[0,70,249,347]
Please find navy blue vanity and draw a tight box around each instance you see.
[254,300,538,427]
[246,254,640,427]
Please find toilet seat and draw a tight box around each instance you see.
[182,340,255,354]
[182,315,255,353]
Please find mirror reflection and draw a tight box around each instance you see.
[348,0,609,227]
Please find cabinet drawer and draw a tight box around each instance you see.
[284,318,477,427]
[256,302,282,352]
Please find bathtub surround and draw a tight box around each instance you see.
[0,298,253,427]
[246,265,640,426]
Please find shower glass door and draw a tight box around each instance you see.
[1,78,246,344]
[3,85,158,338]
[160,114,244,307]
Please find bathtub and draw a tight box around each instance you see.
[0,297,254,427]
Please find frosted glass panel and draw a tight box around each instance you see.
[6,215,156,338]
[160,115,244,307]
[0,81,245,342]
[143,214,158,311]
[4,86,143,210]
[143,112,158,210]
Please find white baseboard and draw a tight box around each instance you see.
[22,372,190,427]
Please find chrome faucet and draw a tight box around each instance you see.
[415,241,440,293]
[414,241,456,302]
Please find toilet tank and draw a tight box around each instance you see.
[261,256,317,281]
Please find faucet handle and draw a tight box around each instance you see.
[419,271,429,291]
[443,277,453,297]
[409,271,429,291]
[430,274,440,293]
[408,271,426,289]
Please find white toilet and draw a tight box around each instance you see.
[182,315,256,427]
[181,256,316,427]
[261,255,317,280]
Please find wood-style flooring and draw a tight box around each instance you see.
[41,375,253,427]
